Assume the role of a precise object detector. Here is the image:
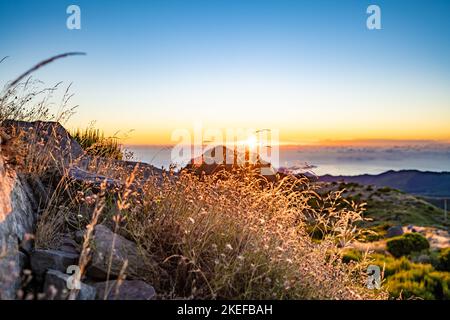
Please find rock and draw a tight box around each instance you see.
[93,280,156,300]
[30,249,79,277]
[58,245,79,254]
[43,269,96,300]
[57,236,80,254]
[68,166,122,190]
[87,225,145,280]
[76,157,164,186]
[386,225,404,238]
[74,230,85,244]
[18,251,28,270]
[2,120,84,165]
[61,237,79,248]
[0,155,38,299]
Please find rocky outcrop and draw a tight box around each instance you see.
[0,155,37,299]
[0,120,160,300]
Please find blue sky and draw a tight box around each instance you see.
[1,0,450,144]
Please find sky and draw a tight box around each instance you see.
[1,0,450,145]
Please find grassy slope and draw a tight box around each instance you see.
[319,182,449,229]
[320,170,450,197]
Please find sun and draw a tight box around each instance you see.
[246,135,258,150]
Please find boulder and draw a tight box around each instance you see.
[44,269,96,300]
[0,155,37,299]
[93,280,156,300]
[1,120,84,165]
[31,249,79,277]
[87,225,145,280]
[386,225,404,238]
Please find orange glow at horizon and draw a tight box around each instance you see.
[68,111,450,146]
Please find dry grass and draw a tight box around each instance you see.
[112,168,384,299]
[32,155,387,299]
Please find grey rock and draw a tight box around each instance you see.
[58,245,79,254]
[61,236,79,248]
[87,225,145,280]
[67,166,123,190]
[93,280,156,300]
[18,251,28,270]
[44,269,96,300]
[31,249,79,277]
[74,230,85,244]
[57,236,80,254]
[2,120,84,165]
[386,225,404,238]
[0,155,37,299]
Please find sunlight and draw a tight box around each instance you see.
[246,135,258,150]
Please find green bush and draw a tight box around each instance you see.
[437,248,450,272]
[386,233,430,258]
[387,267,450,300]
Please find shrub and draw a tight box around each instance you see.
[372,254,413,277]
[386,267,450,300]
[378,187,392,193]
[436,248,450,272]
[386,233,430,258]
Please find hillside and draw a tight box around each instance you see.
[320,170,450,198]
[318,181,449,229]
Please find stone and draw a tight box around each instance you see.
[61,236,79,248]
[68,166,122,189]
[87,225,145,280]
[386,225,404,238]
[43,269,96,300]
[58,245,79,254]
[30,249,79,277]
[74,230,86,244]
[93,280,156,300]
[0,155,37,299]
[1,120,84,165]
[57,236,80,254]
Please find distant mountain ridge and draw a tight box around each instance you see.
[319,170,450,198]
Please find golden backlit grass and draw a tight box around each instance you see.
[36,162,386,299]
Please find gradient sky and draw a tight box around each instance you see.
[1,0,450,145]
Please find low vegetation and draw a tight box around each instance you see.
[71,127,123,160]
[386,233,430,258]
[371,253,449,299]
